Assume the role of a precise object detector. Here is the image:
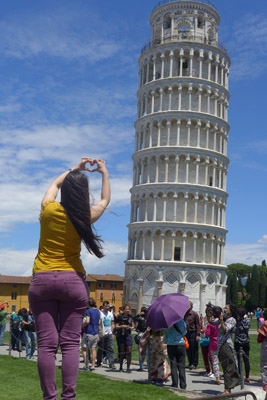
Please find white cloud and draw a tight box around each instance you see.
[0,248,37,276]
[0,9,122,61]
[225,236,267,266]
[0,121,133,231]
[0,241,128,277]
[0,175,131,232]
[227,14,267,80]
[258,235,267,245]
[81,241,127,276]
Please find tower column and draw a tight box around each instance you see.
[137,279,144,312]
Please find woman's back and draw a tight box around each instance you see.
[33,201,84,273]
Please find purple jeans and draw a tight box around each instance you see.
[28,271,88,400]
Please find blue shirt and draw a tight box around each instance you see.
[85,308,100,335]
[163,319,187,345]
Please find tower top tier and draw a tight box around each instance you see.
[142,0,225,54]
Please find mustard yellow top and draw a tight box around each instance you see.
[33,200,85,275]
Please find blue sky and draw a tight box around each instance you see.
[0,0,267,277]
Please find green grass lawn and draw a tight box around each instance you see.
[0,355,186,400]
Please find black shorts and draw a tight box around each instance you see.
[117,334,133,347]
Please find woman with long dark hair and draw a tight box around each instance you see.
[28,157,110,400]
[218,303,240,395]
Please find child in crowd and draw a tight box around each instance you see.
[205,306,222,385]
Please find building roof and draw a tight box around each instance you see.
[86,274,124,282]
[0,273,123,283]
[0,275,31,284]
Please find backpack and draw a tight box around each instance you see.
[11,316,21,330]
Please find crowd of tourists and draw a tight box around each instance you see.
[0,302,37,359]
[1,297,267,397]
[81,298,256,396]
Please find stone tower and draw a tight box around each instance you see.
[124,0,230,315]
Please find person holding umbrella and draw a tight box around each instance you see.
[163,319,187,389]
[146,293,190,389]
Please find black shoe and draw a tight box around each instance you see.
[171,384,178,388]
[109,364,116,370]
[189,365,197,370]
[95,363,102,367]
[137,368,144,372]
[185,365,191,369]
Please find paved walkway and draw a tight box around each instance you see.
[0,343,262,398]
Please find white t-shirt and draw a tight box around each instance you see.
[101,311,113,335]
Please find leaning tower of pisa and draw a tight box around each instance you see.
[124,0,230,315]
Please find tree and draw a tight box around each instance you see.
[226,270,238,305]
[262,260,266,267]
[259,271,267,308]
[246,264,260,311]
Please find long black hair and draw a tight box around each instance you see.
[227,302,238,321]
[60,170,104,258]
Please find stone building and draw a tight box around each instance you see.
[0,274,123,312]
[124,0,230,315]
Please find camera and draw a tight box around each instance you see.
[223,309,227,317]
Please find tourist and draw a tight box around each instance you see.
[218,303,240,395]
[96,300,116,369]
[116,304,134,373]
[234,306,250,384]
[28,157,110,400]
[24,308,37,360]
[0,302,8,346]
[141,327,171,385]
[11,310,23,351]
[204,306,221,385]
[163,320,187,389]
[113,306,124,362]
[257,309,267,393]
[184,301,200,369]
[256,307,263,329]
[200,303,213,377]
[83,297,101,371]
[134,306,148,371]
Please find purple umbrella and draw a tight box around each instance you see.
[146,293,190,331]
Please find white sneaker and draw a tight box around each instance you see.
[208,373,215,378]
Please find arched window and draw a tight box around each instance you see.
[163,15,171,30]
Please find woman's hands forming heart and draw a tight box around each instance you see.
[79,157,106,173]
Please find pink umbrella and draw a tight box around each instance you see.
[146,293,190,331]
